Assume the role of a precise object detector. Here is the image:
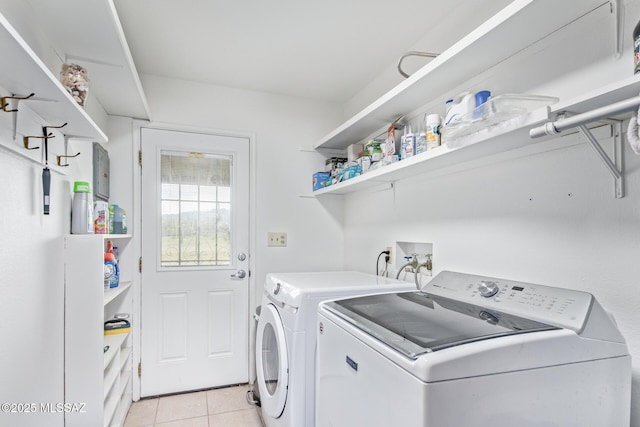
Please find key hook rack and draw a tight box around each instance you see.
[529,94,640,199]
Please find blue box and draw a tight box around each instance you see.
[312,172,331,191]
[342,165,362,180]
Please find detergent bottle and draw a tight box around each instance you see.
[104,240,120,289]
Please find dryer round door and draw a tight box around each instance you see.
[256,303,289,419]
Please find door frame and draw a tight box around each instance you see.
[130,120,257,400]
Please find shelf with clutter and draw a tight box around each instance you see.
[311,0,639,197]
[313,90,558,196]
[313,75,640,196]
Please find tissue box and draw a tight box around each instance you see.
[312,172,331,191]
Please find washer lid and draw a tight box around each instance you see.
[265,271,412,308]
[323,291,557,359]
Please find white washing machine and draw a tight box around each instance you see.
[255,271,416,427]
[317,271,631,427]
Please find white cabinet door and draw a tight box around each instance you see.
[140,127,250,396]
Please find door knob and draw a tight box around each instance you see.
[231,269,247,279]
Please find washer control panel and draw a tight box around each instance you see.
[425,271,593,332]
[477,281,500,297]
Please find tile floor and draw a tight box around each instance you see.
[124,384,264,427]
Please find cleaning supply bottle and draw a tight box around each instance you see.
[71,181,94,234]
[401,124,415,159]
[425,114,441,150]
[94,200,109,234]
[104,240,119,289]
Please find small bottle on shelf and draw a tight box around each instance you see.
[104,240,120,290]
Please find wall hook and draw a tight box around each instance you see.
[57,152,80,167]
[23,133,53,150]
[44,122,67,134]
[1,93,35,112]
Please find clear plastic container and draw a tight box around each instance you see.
[441,94,559,143]
[60,63,89,107]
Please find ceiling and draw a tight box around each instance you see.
[21,0,513,119]
[113,0,512,104]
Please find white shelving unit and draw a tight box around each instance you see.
[0,11,107,142]
[312,0,633,197]
[64,234,133,427]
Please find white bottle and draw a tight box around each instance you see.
[93,200,110,234]
[401,124,415,159]
[71,181,94,234]
[425,114,441,150]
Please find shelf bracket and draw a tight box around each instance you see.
[529,91,640,199]
[577,122,624,198]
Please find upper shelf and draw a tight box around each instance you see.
[24,0,151,120]
[0,11,107,142]
[314,0,607,150]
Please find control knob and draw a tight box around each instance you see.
[478,280,499,298]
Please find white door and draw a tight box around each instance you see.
[140,127,250,396]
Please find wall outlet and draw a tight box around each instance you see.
[268,232,287,247]
[386,246,393,263]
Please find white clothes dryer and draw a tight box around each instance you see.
[255,271,416,427]
[316,271,632,427]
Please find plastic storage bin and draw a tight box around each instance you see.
[441,94,558,144]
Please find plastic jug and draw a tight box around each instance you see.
[71,181,94,234]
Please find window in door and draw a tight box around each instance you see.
[160,151,232,267]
